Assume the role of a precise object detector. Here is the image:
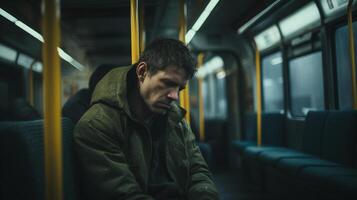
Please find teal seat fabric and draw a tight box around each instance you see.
[0,118,77,200]
[320,110,357,167]
[231,140,256,154]
[301,111,329,156]
[277,157,340,174]
[301,166,357,197]
[0,120,44,200]
[257,111,329,166]
[258,150,313,166]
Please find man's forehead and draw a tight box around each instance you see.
[161,67,188,83]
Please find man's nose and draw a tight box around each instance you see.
[167,89,179,101]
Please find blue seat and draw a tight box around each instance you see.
[231,112,257,155]
[264,110,357,197]
[238,113,284,187]
[276,110,357,175]
[0,118,77,200]
[258,111,329,166]
[295,110,357,196]
[242,113,285,160]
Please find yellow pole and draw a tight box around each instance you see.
[179,0,191,123]
[348,0,357,109]
[255,46,262,146]
[131,0,140,64]
[42,0,63,199]
[197,53,205,141]
[28,61,35,106]
[139,1,145,53]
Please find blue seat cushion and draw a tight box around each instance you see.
[302,166,357,178]
[243,146,286,159]
[231,140,256,154]
[301,166,357,196]
[258,149,314,166]
[277,157,340,175]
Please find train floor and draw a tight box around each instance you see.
[212,168,275,200]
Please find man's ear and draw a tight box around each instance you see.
[136,62,148,82]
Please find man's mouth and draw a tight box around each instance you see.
[157,102,171,109]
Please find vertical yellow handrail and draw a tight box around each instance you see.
[28,61,35,106]
[255,46,262,146]
[179,0,191,123]
[197,53,205,141]
[131,0,140,64]
[139,1,145,53]
[42,0,63,200]
[348,0,357,109]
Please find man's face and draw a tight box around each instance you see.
[139,64,188,115]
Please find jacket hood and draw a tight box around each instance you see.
[90,65,186,123]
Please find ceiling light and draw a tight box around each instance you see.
[254,25,281,51]
[0,7,84,71]
[185,0,220,44]
[279,2,321,38]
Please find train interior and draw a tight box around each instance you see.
[1,0,357,199]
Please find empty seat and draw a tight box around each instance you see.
[258,111,329,166]
[264,110,357,197]
[0,118,77,200]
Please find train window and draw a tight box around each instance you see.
[262,51,284,113]
[335,21,357,109]
[289,51,324,116]
[279,2,320,39]
[199,55,227,119]
[0,43,17,62]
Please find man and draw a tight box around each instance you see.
[62,64,117,124]
[74,38,219,200]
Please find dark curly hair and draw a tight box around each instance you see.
[138,38,196,78]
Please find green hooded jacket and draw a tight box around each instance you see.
[74,66,219,200]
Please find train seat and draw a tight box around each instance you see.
[233,113,284,187]
[265,110,357,197]
[231,112,257,155]
[275,110,357,174]
[241,113,285,160]
[257,111,329,166]
[0,118,78,200]
[232,113,284,158]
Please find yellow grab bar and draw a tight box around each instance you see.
[179,0,191,123]
[42,0,63,199]
[131,0,139,64]
[197,53,205,141]
[255,46,262,146]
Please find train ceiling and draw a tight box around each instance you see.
[0,0,274,71]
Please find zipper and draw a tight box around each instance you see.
[121,110,152,191]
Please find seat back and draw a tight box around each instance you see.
[302,111,329,156]
[0,118,77,200]
[321,110,357,167]
[244,112,257,141]
[262,113,284,146]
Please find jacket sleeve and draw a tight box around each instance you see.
[74,106,154,200]
[182,120,220,200]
